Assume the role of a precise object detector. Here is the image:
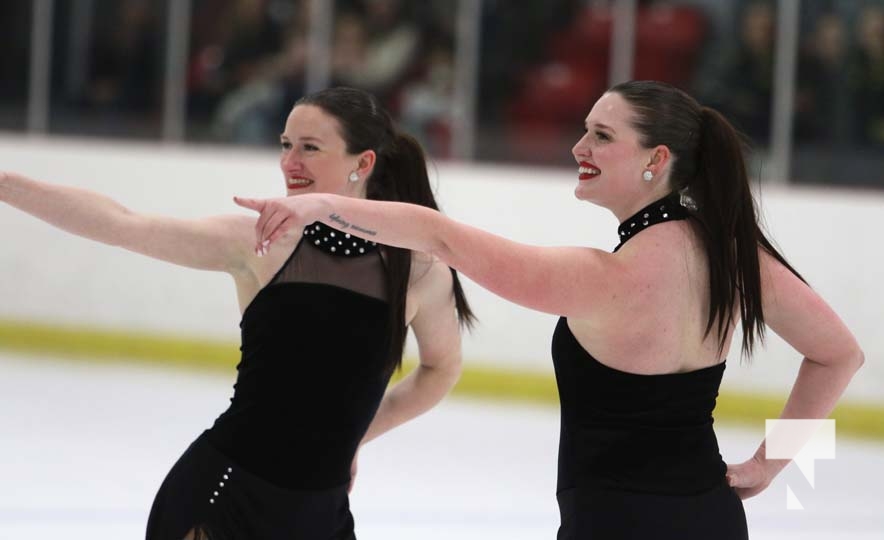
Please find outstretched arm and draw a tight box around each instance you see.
[2,171,254,273]
[726,248,864,499]
[235,192,625,319]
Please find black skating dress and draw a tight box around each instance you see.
[146,222,393,540]
[552,194,749,539]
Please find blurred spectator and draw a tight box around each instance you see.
[794,11,851,144]
[389,1,459,158]
[398,34,456,158]
[633,3,708,90]
[474,0,584,162]
[206,0,422,145]
[0,2,30,101]
[84,0,162,112]
[189,0,289,111]
[0,1,29,130]
[850,4,884,146]
[696,1,775,143]
[199,0,308,144]
[477,0,580,124]
[331,0,420,107]
[329,11,369,86]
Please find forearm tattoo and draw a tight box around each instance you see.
[329,213,377,236]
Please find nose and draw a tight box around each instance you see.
[280,149,302,171]
[572,133,591,160]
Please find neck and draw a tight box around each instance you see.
[610,185,674,223]
[614,192,688,250]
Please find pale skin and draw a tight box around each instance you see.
[0,104,464,494]
[234,92,864,500]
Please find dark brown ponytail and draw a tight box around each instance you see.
[692,106,760,356]
[611,80,803,358]
[367,130,476,372]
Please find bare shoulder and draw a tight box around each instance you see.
[610,220,698,288]
[567,221,703,333]
[757,245,817,315]
[758,244,862,363]
[402,252,455,324]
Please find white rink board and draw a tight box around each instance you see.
[0,135,881,404]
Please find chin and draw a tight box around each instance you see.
[574,185,609,208]
[573,183,595,202]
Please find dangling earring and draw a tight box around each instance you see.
[642,169,653,182]
[348,171,359,182]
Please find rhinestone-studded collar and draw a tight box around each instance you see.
[303,221,378,256]
[614,193,690,252]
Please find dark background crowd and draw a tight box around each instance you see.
[1,0,882,187]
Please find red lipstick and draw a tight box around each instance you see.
[578,161,600,181]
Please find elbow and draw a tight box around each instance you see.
[834,340,865,374]
[851,346,865,372]
[449,356,464,381]
[106,208,139,248]
[433,355,464,390]
[445,362,463,393]
[844,331,865,372]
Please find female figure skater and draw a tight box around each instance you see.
[235,80,864,539]
[1,86,474,539]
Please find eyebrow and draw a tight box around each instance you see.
[279,135,325,143]
[587,122,616,133]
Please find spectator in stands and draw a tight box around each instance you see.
[206,0,309,144]
[331,0,421,108]
[850,4,884,146]
[85,0,161,112]
[398,33,457,158]
[696,1,775,143]
[795,11,851,144]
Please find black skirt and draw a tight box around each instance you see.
[556,481,748,540]
[146,431,355,540]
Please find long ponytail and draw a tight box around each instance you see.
[692,107,759,356]
[611,80,804,358]
[368,131,476,372]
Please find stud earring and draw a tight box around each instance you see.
[348,171,359,182]
[642,170,653,182]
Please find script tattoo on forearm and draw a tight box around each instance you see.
[329,213,377,236]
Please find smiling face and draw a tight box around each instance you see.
[571,92,670,219]
[279,104,373,198]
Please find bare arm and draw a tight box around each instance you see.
[2,171,254,274]
[727,248,864,498]
[360,259,463,445]
[235,192,625,318]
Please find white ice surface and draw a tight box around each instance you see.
[1,353,882,539]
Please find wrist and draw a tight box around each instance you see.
[314,193,336,221]
[314,193,348,228]
[753,442,789,478]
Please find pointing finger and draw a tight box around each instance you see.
[233,196,265,212]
